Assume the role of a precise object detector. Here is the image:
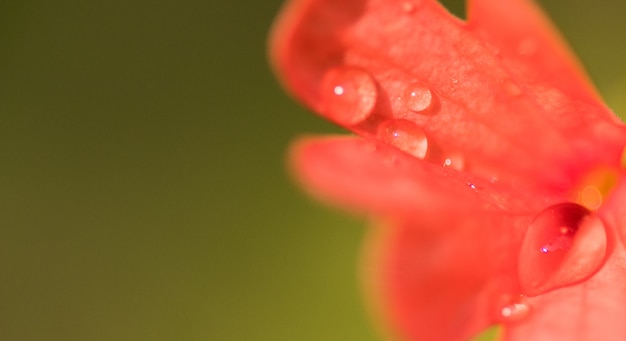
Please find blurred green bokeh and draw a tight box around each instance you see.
[1,1,625,340]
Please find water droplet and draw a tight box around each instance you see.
[442,154,464,170]
[518,203,608,296]
[378,119,428,159]
[320,67,378,126]
[449,78,459,92]
[404,83,435,113]
[500,302,530,322]
[494,294,530,323]
[468,182,477,190]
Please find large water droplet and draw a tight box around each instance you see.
[378,119,428,159]
[518,203,608,296]
[320,67,378,126]
[404,83,435,113]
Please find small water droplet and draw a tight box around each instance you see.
[320,67,378,126]
[404,83,435,113]
[518,203,608,296]
[494,294,530,323]
[442,154,464,170]
[449,78,459,92]
[500,303,530,321]
[468,183,477,190]
[378,119,428,159]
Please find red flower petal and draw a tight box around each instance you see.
[290,136,482,216]
[270,0,626,340]
[270,0,626,191]
[467,0,601,104]
[363,216,528,341]
[290,136,550,217]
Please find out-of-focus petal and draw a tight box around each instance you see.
[468,0,601,104]
[363,216,528,341]
[290,136,547,217]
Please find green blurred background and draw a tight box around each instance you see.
[1,1,625,340]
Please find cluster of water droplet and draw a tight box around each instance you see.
[317,33,619,326]
[319,66,465,171]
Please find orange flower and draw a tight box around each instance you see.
[269,0,626,340]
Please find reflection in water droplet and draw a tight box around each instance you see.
[378,119,428,159]
[518,203,608,296]
[320,67,378,126]
[404,83,435,113]
[468,183,477,190]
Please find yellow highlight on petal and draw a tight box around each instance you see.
[581,186,603,210]
[574,167,618,211]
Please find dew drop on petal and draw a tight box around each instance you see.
[518,203,608,296]
[442,154,464,170]
[499,302,530,322]
[494,294,530,323]
[404,83,435,113]
[320,67,378,126]
[378,119,428,159]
